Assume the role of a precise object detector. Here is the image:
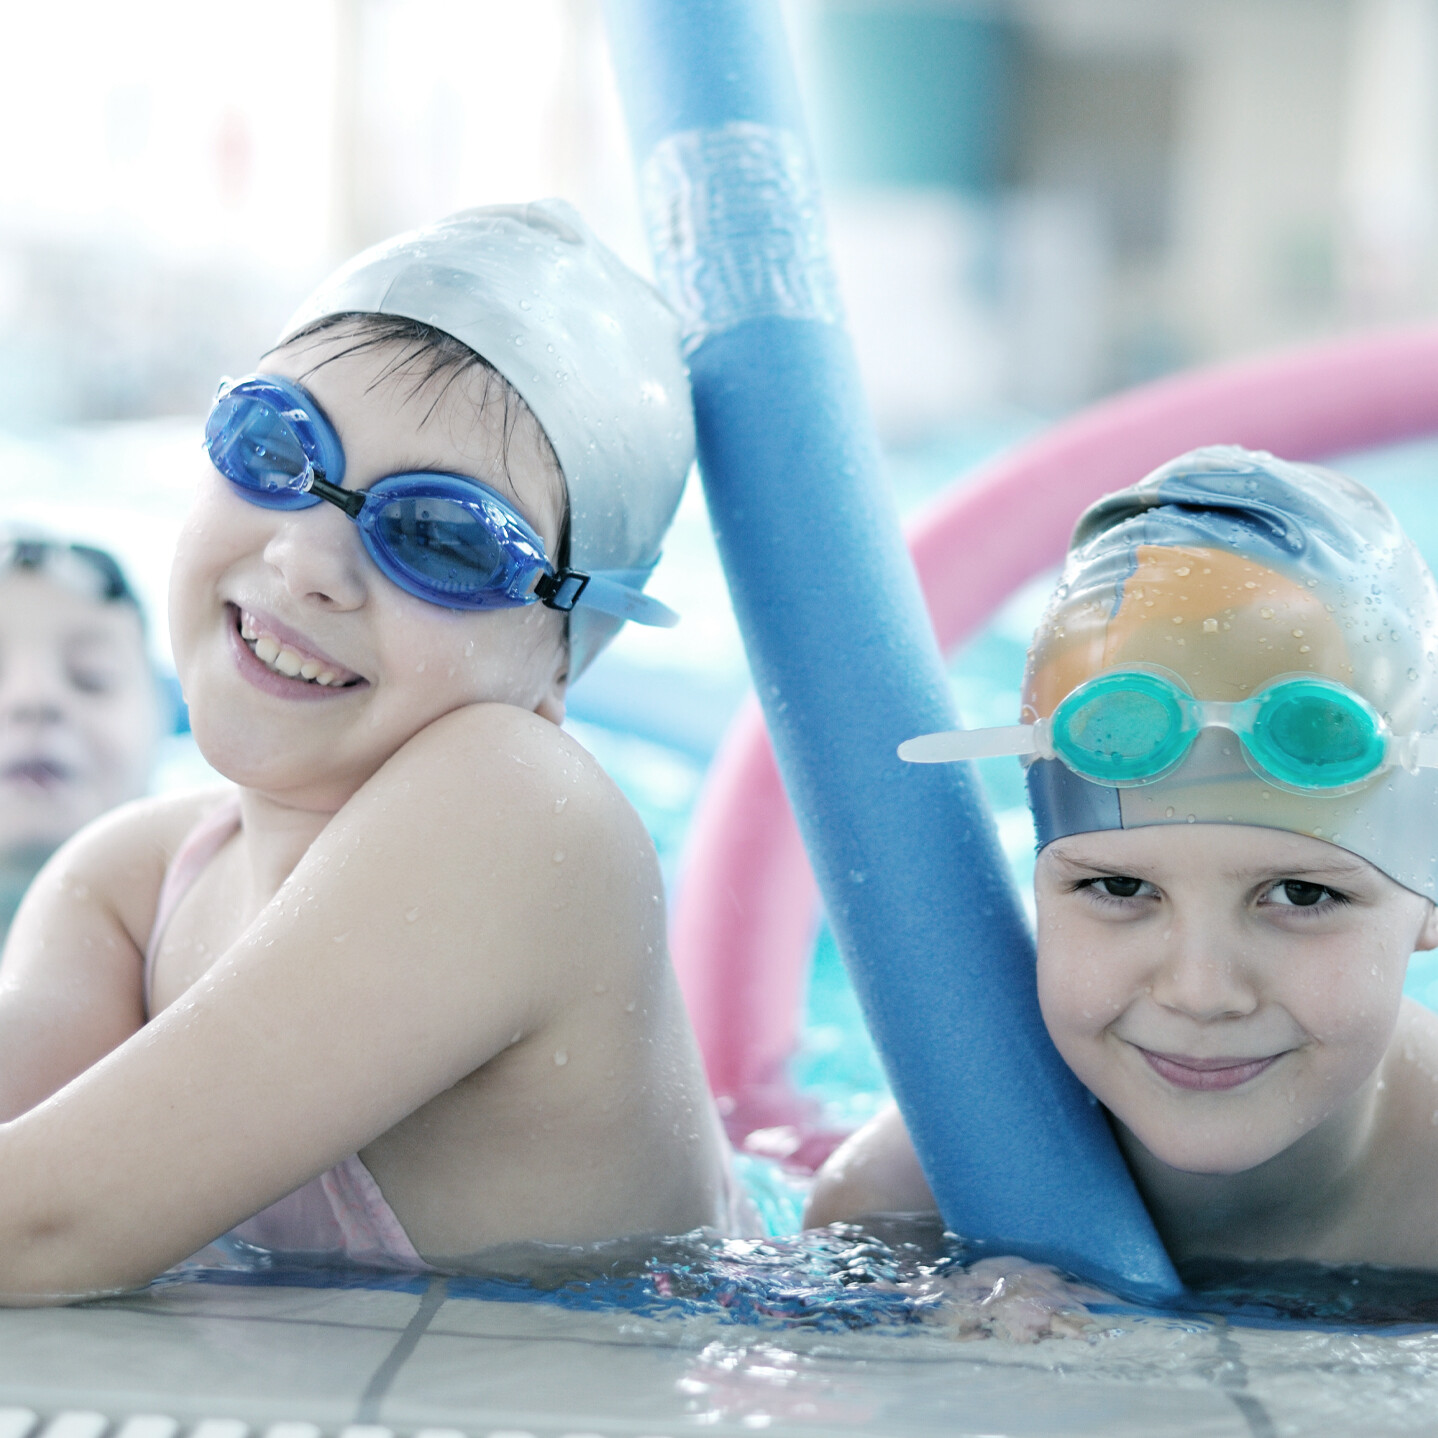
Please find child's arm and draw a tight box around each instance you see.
[0,796,204,1120]
[0,703,647,1301]
[804,1101,937,1228]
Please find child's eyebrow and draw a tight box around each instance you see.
[1223,860,1372,884]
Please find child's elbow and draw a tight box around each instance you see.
[804,1103,938,1230]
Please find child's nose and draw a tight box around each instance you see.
[1148,925,1259,1022]
[262,504,368,610]
[0,647,69,725]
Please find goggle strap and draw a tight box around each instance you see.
[1416,733,1438,770]
[571,571,679,628]
[534,568,679,628]
[898,724,1039,764]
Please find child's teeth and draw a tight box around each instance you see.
[240,616,258,641]
[247,623,345,685]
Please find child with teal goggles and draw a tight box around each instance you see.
[901,667,1438,794]
[204,374,678,628]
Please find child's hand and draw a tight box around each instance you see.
[920,1256,1103,1343]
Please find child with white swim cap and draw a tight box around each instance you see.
[810,445,1438,1272]
[0,202,741,1300]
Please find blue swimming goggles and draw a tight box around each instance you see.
[203,374,677,626]
[900,667,1438,794]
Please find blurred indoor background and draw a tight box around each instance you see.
[3,0,1438,830]
[9,0,1438,1112]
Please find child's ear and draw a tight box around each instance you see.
[1415,901,1438,952]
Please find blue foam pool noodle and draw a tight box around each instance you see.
[604,0,1181,1300]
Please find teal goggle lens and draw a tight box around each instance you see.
[1246,679,1388,790]
[1051,671,1196,786]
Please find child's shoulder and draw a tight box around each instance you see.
[336,702,661,959]
[15,787,238,965]
[374,701,645,846]
[1371,1000,1438,1251]
[59,786,238,871]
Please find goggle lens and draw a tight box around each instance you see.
[1052,671,1193,785]
[205,390,320,509]
[1248,681,1387,790]
[363,485,521,607]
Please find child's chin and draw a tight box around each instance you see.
[1129,1122,1288,1177]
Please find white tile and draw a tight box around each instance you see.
[187,1423,249,1438]
[112,1418,178,1438]
[0,1301,399,1428]
[39,1415,108,1438]
[0,1411,38,1438]
[260,1425,321,1438]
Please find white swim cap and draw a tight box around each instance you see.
[279,200,695,678]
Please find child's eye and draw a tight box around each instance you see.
[1264,879,1348,909]
[1097,876,1144,898]
[67,666,117,696]
[1076,875,1152,903]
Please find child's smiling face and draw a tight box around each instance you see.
[169,334,570,811]
[1035,823,1438,1176]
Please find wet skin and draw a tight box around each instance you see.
[0,336,729,1301]
[809,823,1438,1270]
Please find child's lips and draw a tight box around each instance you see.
[226,603,369,700]
[1,757,73,791]
[1136,1047,1283,1091]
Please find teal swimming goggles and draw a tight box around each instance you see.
[900,668,1438,794]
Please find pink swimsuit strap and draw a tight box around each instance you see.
[144,793,244,1018]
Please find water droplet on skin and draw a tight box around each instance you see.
[333,933,349,944]
[1202,618,1218,633]
[553,850,565,863]
[1165,806,1176,818]
[416,660,425,673]
[1171,615,1183,625]
[464,639,475,657]
[1186,814,1196,823]
[554,796,568,813]
[554,1049,568,1067]
[1174,567,1191,577]
[405,907,420,922]
[625,1000,637,1013]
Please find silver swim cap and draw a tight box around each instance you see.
[280,200,695,678]
[905,445,1438,898]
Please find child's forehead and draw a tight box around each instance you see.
[0,569,145,644]
[1043,821,1380,883]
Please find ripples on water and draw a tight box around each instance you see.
[180,1214,1438,1332]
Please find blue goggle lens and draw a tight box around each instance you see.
[205,384,328,510]
[361,479,546,609]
